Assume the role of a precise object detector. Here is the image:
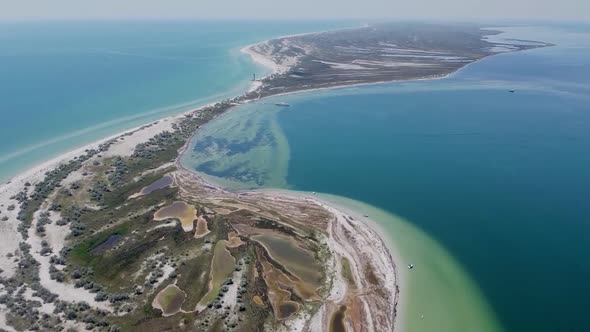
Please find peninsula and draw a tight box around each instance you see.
[0,23,549,332]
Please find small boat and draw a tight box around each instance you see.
[509,90,516,93]
[275,102,290,107]
[408,264,414,270]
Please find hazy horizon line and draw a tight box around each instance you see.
[0,16,588,23]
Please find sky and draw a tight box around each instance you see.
[0,0,588,21]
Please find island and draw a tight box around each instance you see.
[0,23,549,332]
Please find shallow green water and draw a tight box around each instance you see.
[181,103,289,189]
[320,194,501,332]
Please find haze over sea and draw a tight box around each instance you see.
[182,23,590,332]
[0,20,353,182]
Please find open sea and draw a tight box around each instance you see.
[181,23,590,332]
[0,20,354,181]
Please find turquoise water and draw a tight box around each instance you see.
[183,24,590,331]
[0,20,354,181]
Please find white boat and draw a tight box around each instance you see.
[275,102,290,107]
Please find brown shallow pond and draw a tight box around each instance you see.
[261,260,314,318]
[152,284,186,316]
[193,216,210,238]
[253,233,322,288]
[153,201,197,232]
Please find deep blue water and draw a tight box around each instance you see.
[0,20,354,181]
[274,24,590,331]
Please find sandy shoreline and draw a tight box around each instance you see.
[239,24,363,75]
[0,24,477,330]
[240,44,284,74]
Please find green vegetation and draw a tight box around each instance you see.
[70,223,129,265]
[103,167,174,206]
[16,141,116,236]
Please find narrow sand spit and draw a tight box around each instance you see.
[0,26,403,329]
